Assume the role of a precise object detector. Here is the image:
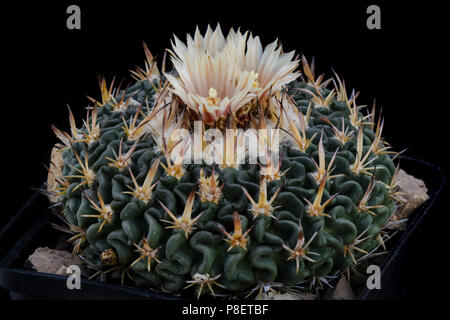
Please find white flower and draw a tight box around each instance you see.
[230,29,300,101]
[165,24,299,124]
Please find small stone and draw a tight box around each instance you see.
[256,291,317,300]
[327,275,355,300]
[390,169,429,230]
[27,247,81,275]
[47,144,64,203]
[55,266,69,275]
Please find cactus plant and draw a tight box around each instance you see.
[47,24,401,299]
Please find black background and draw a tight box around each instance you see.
[1,0,448,305]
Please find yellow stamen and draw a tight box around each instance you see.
[206,87,221,106]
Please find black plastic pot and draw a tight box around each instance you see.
[0,156,445,300]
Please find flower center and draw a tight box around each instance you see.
[206,87,221,106]
[250,71,260,88]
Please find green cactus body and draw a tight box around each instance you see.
[49,26,399,299]
[54,76,397,298]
